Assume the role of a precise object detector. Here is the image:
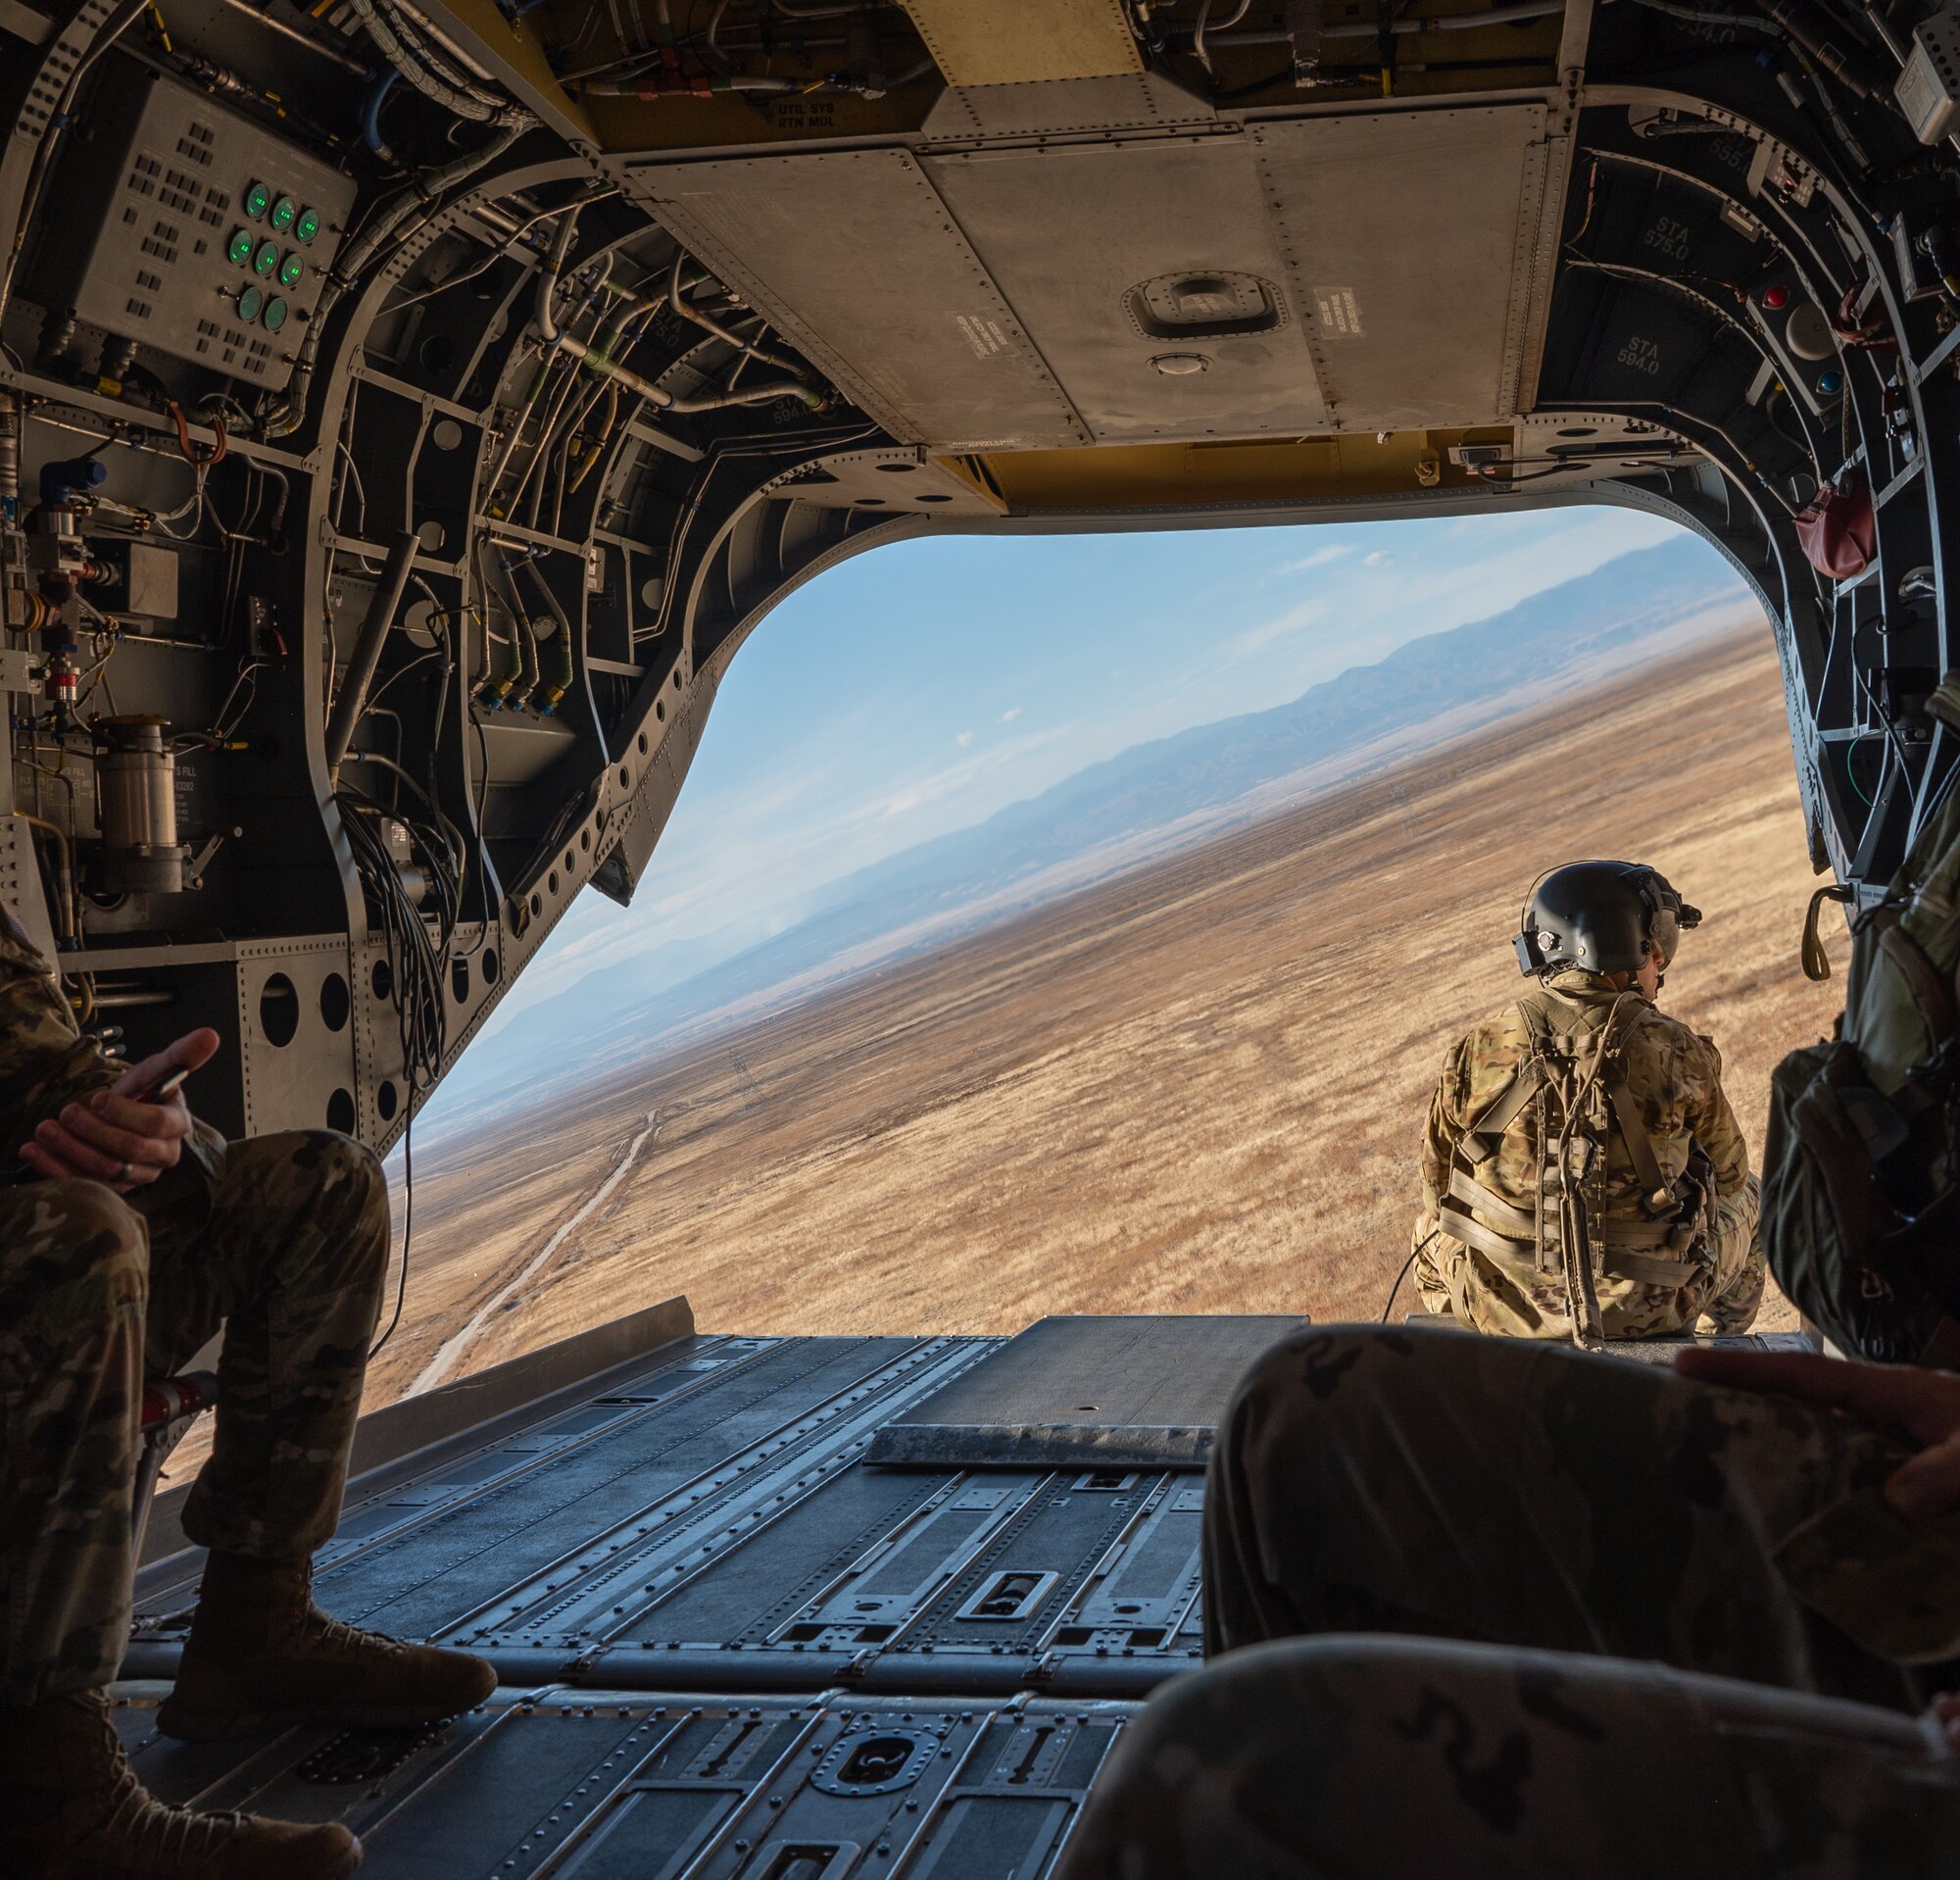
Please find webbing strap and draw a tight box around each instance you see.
[1605,1072,1673,1208]
[1459,1063,1541,1165]
[1438,1204,1702,1289]
[1439,1194,1692,1255]
[1447,1163,1535,1236]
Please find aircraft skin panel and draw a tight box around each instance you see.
[635,149,1094,452]
[924,136,1332,442]
[1254,105,1556,431]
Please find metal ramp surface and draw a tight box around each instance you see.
[122,1327,1215,1876]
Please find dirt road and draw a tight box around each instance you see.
[367,620,1840,1408]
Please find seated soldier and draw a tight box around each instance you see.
[0,909,493,1880]
[1411,860,1763,1342]
[1058,1325,1960,1877]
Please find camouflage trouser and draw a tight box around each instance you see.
[1056,1325,1960,1878]
[0,1132,388,1705]
[1059,1637,1960,1878]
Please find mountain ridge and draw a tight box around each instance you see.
[425,535,1753,1125]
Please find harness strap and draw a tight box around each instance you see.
[1441,1177,1689,1250]
[1605,1071,1674,1210]
[1437,1201,1702,1288]
[1458,1062,1542,1164]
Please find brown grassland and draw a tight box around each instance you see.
[363,619,1846,1410]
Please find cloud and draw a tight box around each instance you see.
[956,729,975,748]
[1279,544,1351,574]
[1363,550,1396,569]
[1227,592,1328,662]
[1000,705,1024,723]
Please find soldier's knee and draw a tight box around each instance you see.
[288,1131,390,1271]
[1224,1325,1404,1442]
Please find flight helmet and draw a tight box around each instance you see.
[1513,861,1701,977]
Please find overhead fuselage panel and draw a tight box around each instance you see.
[626,100,1566,454]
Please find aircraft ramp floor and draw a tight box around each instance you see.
[121,1328,1214,1877]
[117,1316,1806,1875]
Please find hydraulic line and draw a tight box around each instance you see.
[517,559,574,714]
[533,218,821,411]
[264,117,533,437]
[348,0,509,122]
[666,249,808,381]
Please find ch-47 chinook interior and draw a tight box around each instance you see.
[4,0,1957,1866]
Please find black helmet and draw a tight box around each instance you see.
[1513,861,1702,977]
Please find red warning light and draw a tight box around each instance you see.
[1763,284,1790,310]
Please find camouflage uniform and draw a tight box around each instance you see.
[1413,966,1765,1339]
[0,923,388,1706]
[1056,1325,1960,1879]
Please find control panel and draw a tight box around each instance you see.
[29,63,357,388]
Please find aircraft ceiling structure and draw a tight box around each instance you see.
[1,0,1955,1152]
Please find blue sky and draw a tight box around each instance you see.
[476,502,1694,1043]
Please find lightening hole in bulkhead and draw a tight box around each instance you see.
[377,1080,398,1121]
[318,972,350,1033]
[371,959,393,1002]
[326,1088,355,1133]
[451,956,469,1004]
[259,973,299,1047]
[482,949,499,984]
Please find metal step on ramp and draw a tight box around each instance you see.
[105,1681,1131,1880]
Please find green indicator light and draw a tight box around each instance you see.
[252,239,278,277]
[263,297,288,333]
[237,284,264,323]
[244,180,270,220]
[278,253,303,288]
[270,194,297,232]
[226,227,254,267]
[294,206,320,244]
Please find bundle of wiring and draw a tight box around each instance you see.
[335,777,460,1358]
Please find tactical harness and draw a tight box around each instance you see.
[1439,989,1715,1345]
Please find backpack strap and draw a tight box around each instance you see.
[1877,922,1960,1045]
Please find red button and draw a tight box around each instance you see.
[1763,284,1789,310]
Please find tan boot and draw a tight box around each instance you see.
[156,1552,495,1742]
[0,1688,360,1879]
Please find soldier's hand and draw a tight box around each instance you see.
[1675,1347,1960,1523]
[19,1028,220,1193]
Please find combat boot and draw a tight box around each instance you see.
[0,1688,360,1879]
[157,1551,495,1741]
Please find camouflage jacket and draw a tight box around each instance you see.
[0,909,221,1195]
[1413,967,1756,1338]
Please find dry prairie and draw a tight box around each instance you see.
[362,620,1845,1409]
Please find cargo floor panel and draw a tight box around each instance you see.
[105,1683,1131,1880]
[133,1335,987,1651]
[128,1329,1209,1698]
